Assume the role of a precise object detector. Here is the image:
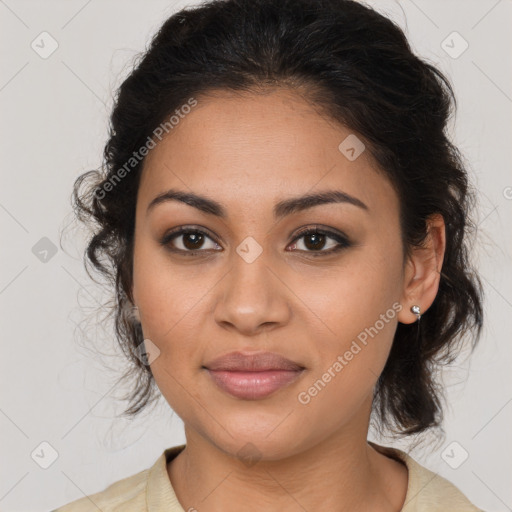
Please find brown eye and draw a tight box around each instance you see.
[288,227,351,255]
[181,232,206,250]
[161,228,221,253]
[302,232,328,251]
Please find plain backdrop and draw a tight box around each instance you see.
[0,1,511,511]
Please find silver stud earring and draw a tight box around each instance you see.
[410,305,421,322]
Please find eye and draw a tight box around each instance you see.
[160,225,351,256]
[288,226,351,255]
[160,227,221,254]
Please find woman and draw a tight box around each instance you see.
[54,0,485,510]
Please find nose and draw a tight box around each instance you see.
[213,247,292,337]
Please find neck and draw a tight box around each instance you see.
[167,401,408,512]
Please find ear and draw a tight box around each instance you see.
[397,213,446,324]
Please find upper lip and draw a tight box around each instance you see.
[204,351,305,372]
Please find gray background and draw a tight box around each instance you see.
[0,1,511,511]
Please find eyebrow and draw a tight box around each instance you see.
[146,188,369,219]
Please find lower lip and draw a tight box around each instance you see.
[206,369,304,400]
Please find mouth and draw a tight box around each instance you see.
[205,368,305,400]
[203,351,306,400]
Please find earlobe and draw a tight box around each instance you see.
[397,213,446,325]
[410,304,421,321]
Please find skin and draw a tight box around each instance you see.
[131,87,446,512]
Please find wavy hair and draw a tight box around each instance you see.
[71,0,484,437]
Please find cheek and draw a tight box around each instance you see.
[294,300,400,434]
[133,233,210,335]
[292,244,403,399]
[132,244,207,376]
[135,272,206,418]
[292,241,403,338]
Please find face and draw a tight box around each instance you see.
[131,88,412,460]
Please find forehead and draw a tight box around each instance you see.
[139,88,398,218]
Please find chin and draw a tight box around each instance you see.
[199,416,311,463]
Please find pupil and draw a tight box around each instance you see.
[184,232,204,250]
[305,233,325,250]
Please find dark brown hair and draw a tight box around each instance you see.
[70,0,484,437]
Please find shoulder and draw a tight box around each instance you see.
[51,445,186,512]
[52,466,148,512]
[369,442,486,512]
[402,454,485,511]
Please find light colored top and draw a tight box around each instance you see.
[52,442,484,511]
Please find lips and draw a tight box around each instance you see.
[204,351,305,400]
[205,351,304,372]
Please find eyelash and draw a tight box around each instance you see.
[160,225,351,257]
